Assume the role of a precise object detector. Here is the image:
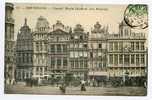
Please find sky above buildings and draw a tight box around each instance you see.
[13,3,148,40]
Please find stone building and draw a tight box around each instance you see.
[5,3,15,85]
[15,17,147,85]
[107,20,147,84]
[69,24,89,80]
[88,22,109,85]
[32,16,49,80]
[48,20,71,80]
[16,18,33,81]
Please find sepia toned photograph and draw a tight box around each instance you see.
[4,3,148,96]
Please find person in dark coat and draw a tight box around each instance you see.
[81,80,86,91]
[59,83,66,93]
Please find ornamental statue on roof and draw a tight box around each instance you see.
[20,18,31,33]
[73,24,84,33]
[91,21,108,33]
[52,20,71,33]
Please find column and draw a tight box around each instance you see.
[118,54,119,67]
[112,54,114,66]
[20,70,23,80]
[118,42,119,51]
[135,54,136,67]
[139,42,141,51]
[43,67,44,76]
[129,54,131,66]
[74,59,75,69]
[145,54,146,66]
[61,44,63,53]
[112,42,114,51]
[55,44,56,53]
[61,58,63,69]
[122,54,124,74]
[24,71,26,79]
[41,42,44,51]
[55,57,57,69]
[139,54,141,67]
[28,71,30,79]
[134,42,136,51]
[107,54,109,66]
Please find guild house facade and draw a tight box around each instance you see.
[15,16,147,85]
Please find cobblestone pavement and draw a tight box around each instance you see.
[5,84,147,96]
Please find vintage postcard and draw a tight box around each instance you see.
[4,3,148,96]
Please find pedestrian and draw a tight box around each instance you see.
[81,80,86,91]
[59,83,66,93]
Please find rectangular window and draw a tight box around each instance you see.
[98,43,102,48]
[71,60,74,68]
[136,42,139,50]
[90,52,93,58]
[51,57,55,68]
[40,42,42,51]
[114,55,118,65]
[131,42,134,50]
[63,58,68,66]
[83,44,87,48]
[109,42,113,51]
[36,42,39,51]
[44,42,47,51]
[80,60,83,68]
[51,44,55,53]
[119,54,123,64]
[114,42,118,51]
[141,54,145,64]
[141,42,145,50]
[57,58,61,66]
[84,60,87,68]
[131,55,135,64]
[109,54,113,64]
[119,42,123,51]
[63,44,67,52]
[75,60,79,68]
[124,55,129,65]
[136,54,139,65]
[57,44,61,53]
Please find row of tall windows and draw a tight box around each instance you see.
[71,60,88,69]
[17,53,33,63]
[36,42,47,51]
[109,42,123,51]
[109,54,145,65]
[50,57,68,68]
[70,43,87,49]
[109,42,145,51]
[50,44,67,53]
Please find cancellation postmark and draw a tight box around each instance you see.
[124,4,148,29]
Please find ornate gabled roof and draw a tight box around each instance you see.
[20,18,31,33]
[91,21,106,33]
[94,21,101,29]
[52,20,64,30]
[73,24,84,33]
[17,18,33,41]
[51,20,71,33]
[35,16,50,31]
